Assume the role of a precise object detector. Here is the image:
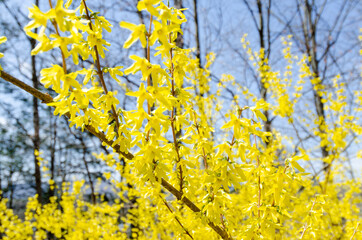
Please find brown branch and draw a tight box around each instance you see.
[146,15,153,141]
[0,70,131,159]
[168,23,184,193]
[161,196,194,239]
[0,70,53,103]
[252,118,262,222]
[81,0,120,133]
[0,69,232,240]
[160,179,232,239]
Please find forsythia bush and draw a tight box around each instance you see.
[0,0,361,239]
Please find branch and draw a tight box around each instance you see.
[81,0,120,133]
[160,179,232,239]
[0,69,232,240]
[169,29,184,193]
[242,0,260,33]
[161,196,194,239]
[0,70,131,159]
[300,197,317,239]
[0,70,53,104]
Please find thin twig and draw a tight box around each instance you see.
[349,222,359,240]
[160,196,194,239]
[300,197,317,239]
[146,15,153,141]
[252,119,261,220]
[168,21,184,193]
[81,0,120,133]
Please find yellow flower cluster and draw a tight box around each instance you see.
[0,0,360,239]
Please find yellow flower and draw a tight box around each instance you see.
[0,36,6,61]
[120,22,147,48]
[137,0,161,16]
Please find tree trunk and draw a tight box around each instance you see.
[79,136,96,204]
[193,0,203,97]
[257,0,272,142]
[303,0,329,165]
[175,0,184,49]
[8,169,14,209]
[30,0,42,201]
[49,115,57,198]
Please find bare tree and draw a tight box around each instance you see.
[274,0,360,174]
[241,0,273,140]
